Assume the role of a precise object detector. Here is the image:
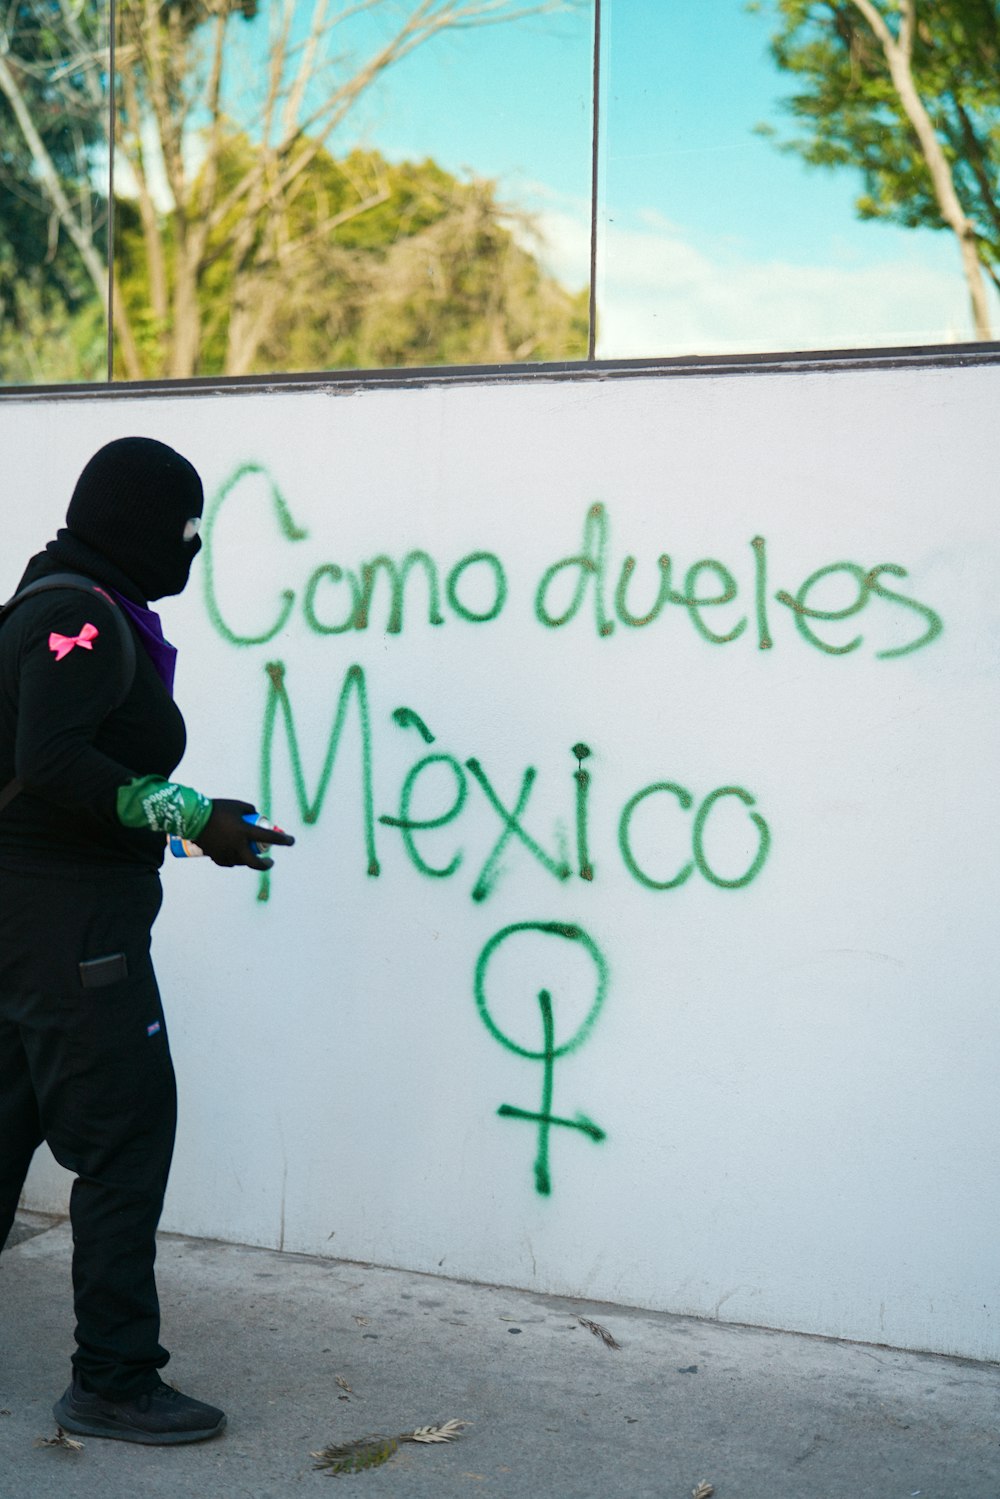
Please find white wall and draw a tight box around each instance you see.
[7,365,999,1360]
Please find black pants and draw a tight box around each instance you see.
[0,866,176,1399]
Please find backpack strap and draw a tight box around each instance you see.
[0,573,137,816]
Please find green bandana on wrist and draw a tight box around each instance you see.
[117,775,213,840]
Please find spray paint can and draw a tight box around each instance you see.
[167,835,204,858]
[168,814,284,859]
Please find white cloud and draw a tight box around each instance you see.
[529,207,992,355]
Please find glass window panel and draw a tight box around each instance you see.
[113,0,594,380]
[0,1,110,385]
[597,0,1000,358]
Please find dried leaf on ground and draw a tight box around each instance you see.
[35,1427,84,1452]
[578,1316,622,1350]
[311,1435,398,1475]
[692,1483,715,1498]
[403,1420,470,1444]
[311,1419,469,1475]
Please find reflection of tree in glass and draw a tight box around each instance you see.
[113,0,586,379]
[754,0,1000,340]
[0,1,109,382]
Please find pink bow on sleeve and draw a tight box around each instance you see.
[49,622,99,661]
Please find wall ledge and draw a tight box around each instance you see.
[2,341,1000,402]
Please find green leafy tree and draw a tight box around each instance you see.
[114,0,582,378]
[339,171,589,368]
[114,141,585,374]
[1,0,583,383]
[754,0,1000,338]
[0,1,110,380]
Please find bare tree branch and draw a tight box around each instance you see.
[0,51,104,296]
[103,0,579,375]
[847,0,993,337]
[119,66,169,325]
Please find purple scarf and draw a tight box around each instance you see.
[108,590,177,697]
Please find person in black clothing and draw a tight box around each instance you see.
[0,436,293,1445]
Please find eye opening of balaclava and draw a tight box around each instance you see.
[66,436,204,601]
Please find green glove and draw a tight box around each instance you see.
[117,774,213,839]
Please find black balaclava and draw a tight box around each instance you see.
[65,436,204,601]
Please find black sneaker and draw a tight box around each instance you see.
[53,1374,226,1445]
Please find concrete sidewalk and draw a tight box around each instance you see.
[1,1214,998,1499]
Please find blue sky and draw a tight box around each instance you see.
[206,0,998,353]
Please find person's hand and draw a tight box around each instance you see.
[197,799,295,870]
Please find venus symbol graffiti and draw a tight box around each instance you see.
[474,922,609,1197]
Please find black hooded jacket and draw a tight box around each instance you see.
[0,536,187,871]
